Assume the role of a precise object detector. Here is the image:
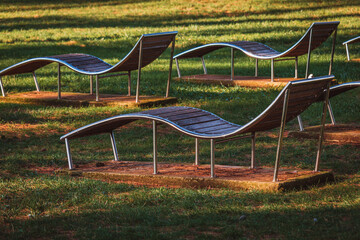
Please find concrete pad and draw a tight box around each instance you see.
[175,74,302,88]
[0,91,177,107]
[56,161,334,192]
[288,124,360,145]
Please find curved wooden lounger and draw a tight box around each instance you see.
[0,32,177,102]
[61,75,334,181]
[343,36,360,61]
[174,22,339,81]
[297,81,360,130]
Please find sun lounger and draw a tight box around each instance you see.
[297,81,360,131]
[174,22,339,81]
[60,75,334,182]
[343,36,360,61]
[0,32,177,102]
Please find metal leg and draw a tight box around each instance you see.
[136,39,143,103]
[305,29,313,79]
[271,59,274,82]
[32,72,40,91]
[251,132,256,169]
[153,121,158,174]
[201,57,208,74]
[295,57,298,79]
[175,58,181,78]
[255,59,258,77]
[57,64,61,100]
[166,38,175,98]
[273,89,290,182]
[327,101,336,125]
[0,76,5,97]
[95,75,99,101]
[297,115,304,131]
[210,139,215,178]
[345,44,350,61]
[315,82,331,172]
[127,71,131,96]
[110,131,119,161]
[329,29,337,75]
[65,138,74,170]
[90,75,93,95]
[195,138,199,165]
[231,48,234,80]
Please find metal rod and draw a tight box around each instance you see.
[195,138,199,165]
[127,71,131,96]
[295,56,298,79]
[305,29,313,78]
[255,59,258,77]
[231,48,234,80]
[175,58,181,78]
[297,115,304,131]
[329,28,337,75]
[315,82,331,172]
[0,76,5,97]
[153,120,158,174]
[201,56,208,74]
[271,59,274,82]
[136,39,143,103]
[345,44,350,61]
[210,139,215,178]
[90,75,93,95]
[166,37,175,98]
[65,138,74,170]
[327,101,336,125]
[95,75,99,101]
[57,63,61,100]
[32,72,40,91]
[97,73,127,79]
[273,88,290,182]
[110,131,119,161]
[251,132,256,169]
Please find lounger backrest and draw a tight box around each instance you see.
[241,75,334,133]
[109,32,177,73]
[281,22,339,58]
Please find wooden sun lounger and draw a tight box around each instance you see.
[174,22,339,81]
[297,81,360,131]
[61,75,335,182]
[0,32,177,102]
[343,36,360,61]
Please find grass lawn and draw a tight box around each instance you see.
[0,0,360,239]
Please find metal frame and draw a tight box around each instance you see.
[343,36,360,61]
[57,63,61,100]
[166,37,176,98]
[90,75,93,95]
[136,39,143,103]
[153,120,158,174]
[195,138,199,165]
[110,131,119,161]
[32,72,40,91]
[231,48,235,80]
[0,76,5,97]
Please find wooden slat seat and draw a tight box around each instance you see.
[61,75,335,181]
[174,22,339,81]
[0,32,178,102]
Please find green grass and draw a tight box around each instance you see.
[0,0,360,239]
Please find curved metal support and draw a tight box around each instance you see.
[305,28,313,79]
[57,63,61,100]
[153,120,158,174]
[297,115,304,131]
[251,132,256,169]
[315,82,331,172]
[127,71,131,96]
[95,75,99,101]
[329,28,337,75]
[255,59,258,77]
[89,75,93,95]
[345,44,350,61]
[210,139,215,178]
[0,77,5,97]
[166,37,175,98]
[271,59,274,82]
[65,138,74,170]
[32,72,40,91]
[175,58,181,78]
[201,57,208,75]
[136,39,143,103]
[110,131,119,161]
[231,48,235,80]
[273,88,290,182]
[294,56,298,79]
[195,138,199,165]
[327,101,336,125]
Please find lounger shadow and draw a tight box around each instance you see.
[174,22,339,81]
[0,32,177,102]
[60,75,335,182]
